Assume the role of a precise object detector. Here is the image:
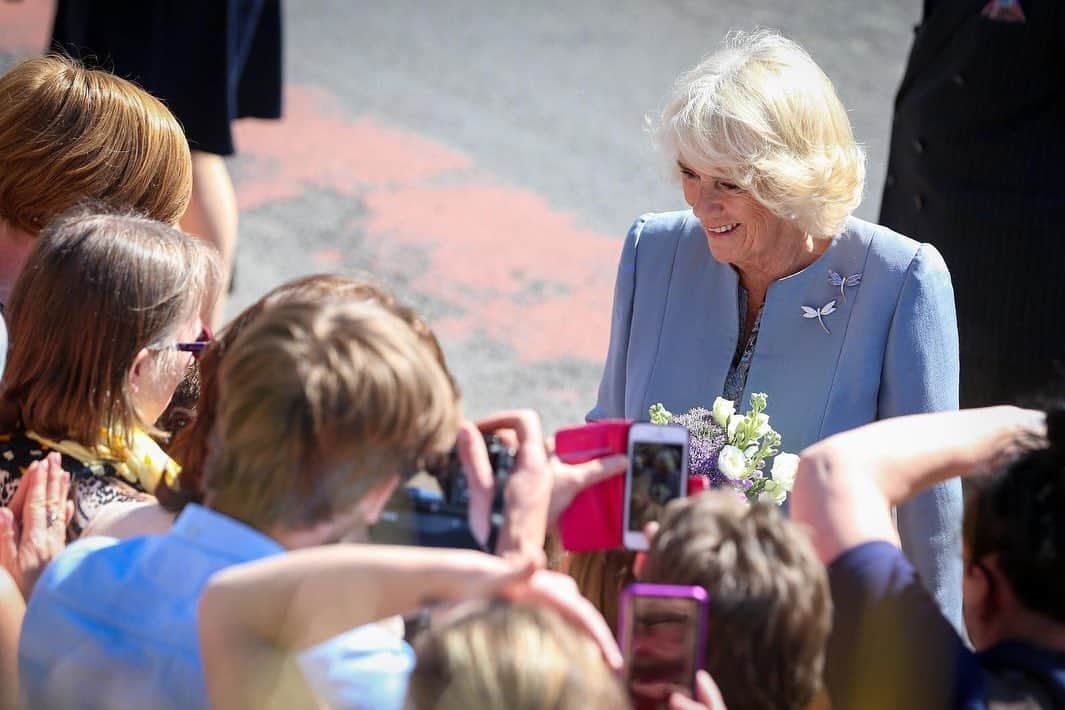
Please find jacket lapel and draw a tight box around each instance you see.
[745,231,871,452]
[640,220,738,417]
[897,0,988,100]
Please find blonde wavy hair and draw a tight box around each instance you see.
[407,600,629,710]
[653,30,865,237]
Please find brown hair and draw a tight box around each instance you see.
[567,549,636,637]
[964,404,1065,623]
[160,273,457,512]
[408,600,630,710]
[1,208,219,446]
[203,299,461,530]
[642,492,832,710]
[0,55,191,234]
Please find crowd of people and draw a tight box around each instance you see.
[0,9,1063,710]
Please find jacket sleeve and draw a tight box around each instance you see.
[879,243,965,633]
[586,215,649,422]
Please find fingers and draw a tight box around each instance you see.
[547,454,627,524]
[455,423,494,547]
[643,520,660,540]
[0,508,18,588]
[669,671,728,710]
[477,410,552,557]
[41,454,70,547]
[512,571,623,671]
[44,454,65,532]
[498,555,539,588]
[574,455,627,488]
[11,454,70,599]
[669,693,703,710]
[695,671,727,708]
[17,459,48,533]
[24,454,69,538]
[7,462,30,518]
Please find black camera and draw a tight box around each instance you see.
[370,434,515,551]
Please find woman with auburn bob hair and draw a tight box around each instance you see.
[0,55,192,307]
[0,208,219,536]
[589,31,962,626]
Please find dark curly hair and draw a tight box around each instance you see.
[964,404,1065,623]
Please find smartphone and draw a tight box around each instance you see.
[622,423,689,551]
[618,583,709,709]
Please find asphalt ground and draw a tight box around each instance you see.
[1,0,919,432]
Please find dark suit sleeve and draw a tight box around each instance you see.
[825,542,975,710]
[878,243,964,633]
[587,214,649,421]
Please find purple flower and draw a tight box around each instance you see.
[669,408,729,489]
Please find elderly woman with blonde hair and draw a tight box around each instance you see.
[589,31,962,626]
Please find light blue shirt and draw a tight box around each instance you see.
[20,504,414,709]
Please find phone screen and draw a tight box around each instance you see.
[621,594,703,709]
[627,441,685,533]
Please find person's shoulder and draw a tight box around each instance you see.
[626,210,700,247]
[298,623,416,710]
[842,217,950,278]
[32,533,139,598]
[828,539,913,585]
[975,642,1065,709]
[81,501,175,540]
[825,541,970,708]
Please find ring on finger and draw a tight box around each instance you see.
[45,508,59,528]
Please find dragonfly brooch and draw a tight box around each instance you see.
[801,300,837,335]
[828,270,862,303]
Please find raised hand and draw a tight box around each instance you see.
[0,453,73,598]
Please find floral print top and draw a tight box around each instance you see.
[0,432,151,538]
[722,286,764,404]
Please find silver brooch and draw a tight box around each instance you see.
[828,270,862,303]
[801,300,837,335]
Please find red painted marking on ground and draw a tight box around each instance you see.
[365,185,617,362]
[0,1,53,57]
[310,248,345,266]
[233,84,618,363]
[232,86,472,210]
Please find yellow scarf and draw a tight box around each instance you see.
[26,428,181,494]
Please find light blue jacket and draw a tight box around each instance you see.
[589,210,963,628]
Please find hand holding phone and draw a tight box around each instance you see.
[556,420,633,552]
[623,423,689,551]
[618,583,709,710]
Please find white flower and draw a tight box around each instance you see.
[717,445,748,481]
[711,397,735,428]
[771,453,799,491]
[748,412,771,439]
[726,414,742,441]
[744,445,759,458]
[759,479,788,505]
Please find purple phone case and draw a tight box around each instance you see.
[617,583,709,695]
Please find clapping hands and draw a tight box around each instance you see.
[0,453,73,599]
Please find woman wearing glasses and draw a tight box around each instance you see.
[0,207,219,536]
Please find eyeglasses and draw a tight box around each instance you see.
[174,326,213,359]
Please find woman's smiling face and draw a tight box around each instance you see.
[679,161,800,275]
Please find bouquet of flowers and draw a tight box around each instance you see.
[648,392,798,505]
